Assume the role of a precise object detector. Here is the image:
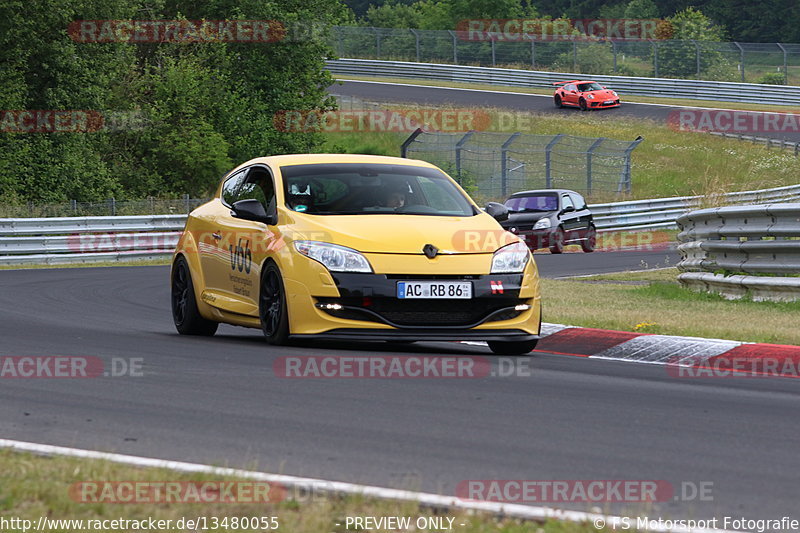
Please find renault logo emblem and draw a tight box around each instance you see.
[423,244,439,259]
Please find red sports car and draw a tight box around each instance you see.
[553,80,621,111]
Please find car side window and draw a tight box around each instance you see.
[565,84,575,92]
[238,166,276,212]
[221,170,246,207]
[569,193,587,210]
[561,195,574,211]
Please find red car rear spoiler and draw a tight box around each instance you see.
[552,80,581,86]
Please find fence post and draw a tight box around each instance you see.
[455,130,475,181]
[620,136,644,194]
[652,40,659,77]
[400,128,424,158]
[109,197,116,216]
[612,41,617,73]
[777,43,788,84]
[692,40,700,75]
[586,137,605,195]
[183,194,190,213]
[336,27,343,57]
[573,41,577,71]
[410,29,420,62]
[448,30,458,64]
[544,134,565,189]
[500,132,521,197]
[71,199,77,214]
[531,39,535,69]
[372,27,381,57]
[491,36,496,66]
[734,41,745,82]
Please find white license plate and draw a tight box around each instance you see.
[604,100,614,104]
[397,281,472,299]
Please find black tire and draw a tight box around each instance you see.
[488,339,538,355]
[581,226,597,253]
[259,262,290,345]
[171,256,218,336]
[579,98,588,111]
[554,94,563,108]
[549,227,565,254]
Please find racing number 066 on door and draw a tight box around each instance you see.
[171,154,542,355]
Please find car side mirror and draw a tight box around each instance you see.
[231,199,277,225]
[560,205,575,215]
[485,202,509,222]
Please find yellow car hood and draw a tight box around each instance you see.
[287,212,519,255]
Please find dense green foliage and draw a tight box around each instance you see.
[0,0,347,203]
[348,0,800,43]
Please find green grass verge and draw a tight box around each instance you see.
[0,449,600,533]
[543,267,800,344]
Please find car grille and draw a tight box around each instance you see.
[317,297,523,327]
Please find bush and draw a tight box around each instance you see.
[756,72,786,85]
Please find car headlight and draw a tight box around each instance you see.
[611,91,618,97]
[586,94,595,99]
[533,218,551,230]
[491,241,530,274]
[294,241,372,273]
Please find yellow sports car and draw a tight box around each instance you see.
[171,154,542,354]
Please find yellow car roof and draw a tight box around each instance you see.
[237,153,438,170]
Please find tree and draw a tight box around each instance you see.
[624,0,659,19]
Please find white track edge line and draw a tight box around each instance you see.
[0,438,735,533]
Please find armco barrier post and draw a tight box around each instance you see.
[586,137,606,196]
[501,133,521,197]
[544,134,565,189]
[455,130,475,181]
[400,128,424,158]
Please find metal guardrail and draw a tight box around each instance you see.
[590,183,800,231]
[2,185,800,265]
[675,203,800,301]
[326,58,800,105]
[0,215,185,265]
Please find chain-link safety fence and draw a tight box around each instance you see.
[0,196,209,218]
[330,25,800,85]
[401,130,643,201]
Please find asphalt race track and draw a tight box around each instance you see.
[1,256,798,524]
[329,79,800,144]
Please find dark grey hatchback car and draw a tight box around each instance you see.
[499,189,596,254]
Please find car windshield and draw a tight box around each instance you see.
[280,163,477,216]
[504,193,559,212]
[578,82,603,91]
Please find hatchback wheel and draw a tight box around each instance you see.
[581,226,597,253]
[171,256,218,336]
[259,263,290,345]
[549,227,565,254]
